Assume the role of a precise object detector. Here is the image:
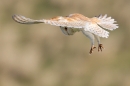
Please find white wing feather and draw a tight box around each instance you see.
[12,14,86,28]
[12,15,43,24]
[12,14,118,38]
[43,20,85,28]
[97,14,118,30]
[84,22,109,38]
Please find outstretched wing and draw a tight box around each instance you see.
[84,22,109,38]
[12,14,118,38]
[12,15,43,24]
[96,14,119,30]
[12,14,86,28]
[84,14,118,38]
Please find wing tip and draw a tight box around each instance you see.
[12,14,18,22]
[12,14,24,24]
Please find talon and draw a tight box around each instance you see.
[98,44,104,52]
[89,45,96,54]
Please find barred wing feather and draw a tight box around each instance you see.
[97,14,118,30]
[84,22,109,38]
[12,14,86,28]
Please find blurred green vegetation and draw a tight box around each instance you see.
[0,0,130,86]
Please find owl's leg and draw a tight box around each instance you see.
[82,31,96,54]
[94,35,104,52]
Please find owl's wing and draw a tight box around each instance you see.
[12,14,118,38]
[12,15,43,24]
[84,14,118,38]
[84,22,109,38]
[12,14,86,28]
[95,14,119,30]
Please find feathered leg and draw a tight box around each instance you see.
[94,35,104,52]
[82,31,96,54]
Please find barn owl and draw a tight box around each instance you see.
[12,13,118,54]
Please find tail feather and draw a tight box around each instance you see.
[97,14,118,30]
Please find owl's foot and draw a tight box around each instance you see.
[89,45,96,54]
[98,44,104,52]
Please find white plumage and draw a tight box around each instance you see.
[12,13,118,54]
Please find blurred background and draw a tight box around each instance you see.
[0,0,130,86]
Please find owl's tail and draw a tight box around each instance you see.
[12,14,44,24]
[96,14,119,30]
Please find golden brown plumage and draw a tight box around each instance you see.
[12,13,118,54]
